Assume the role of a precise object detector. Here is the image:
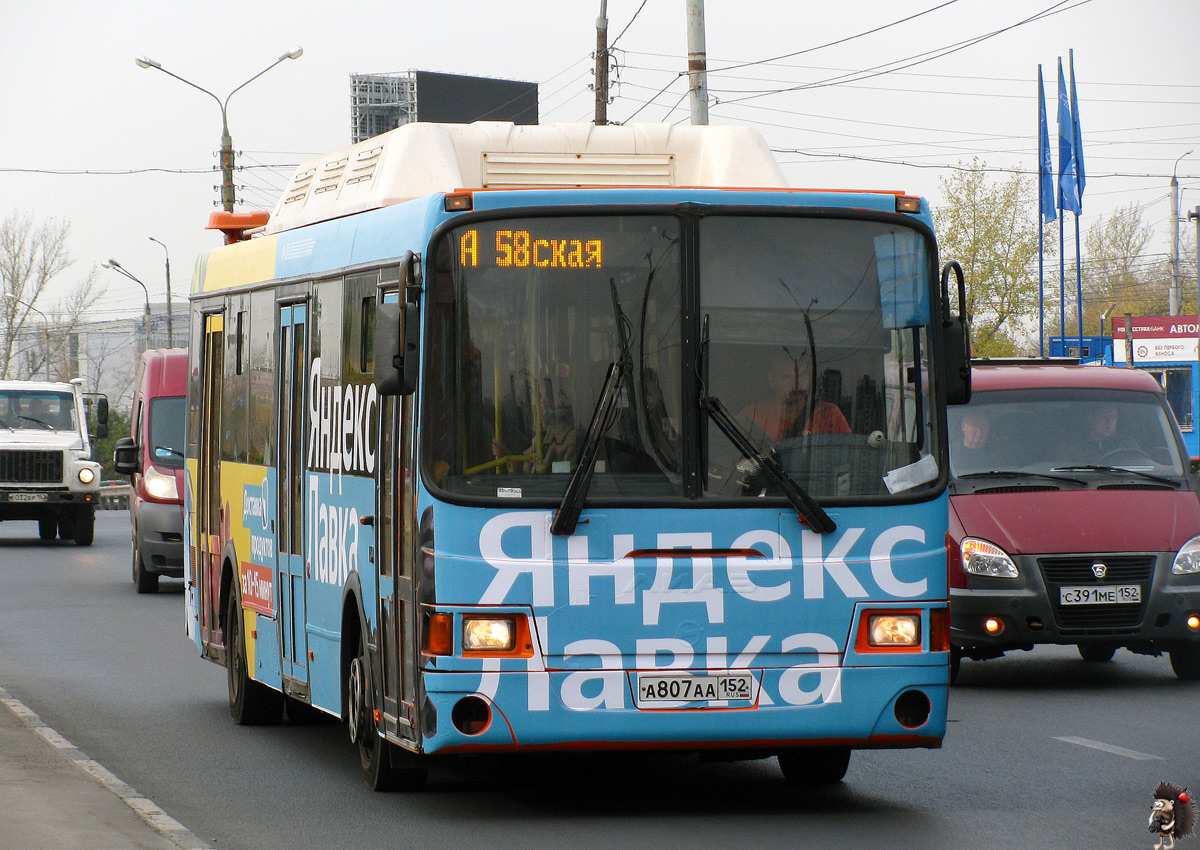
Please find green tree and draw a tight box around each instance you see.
[92,407,129,481]
[933,160,1052,357]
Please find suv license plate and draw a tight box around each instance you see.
[9,493,49,503]
[1059,585,1141,605]
[637,672,755,706]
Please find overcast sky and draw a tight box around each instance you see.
[3,0,1197,320]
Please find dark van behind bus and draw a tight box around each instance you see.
[948,362,1200,680]
[114,348,187,593]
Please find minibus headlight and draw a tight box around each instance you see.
[961,537,1019,578]
[1173,535,1200,574]
[869,614,921,647]
[462,617,516,652]
[144,466,178,500]
[77,467,96,485]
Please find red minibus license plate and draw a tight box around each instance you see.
[1059,585,1141,605]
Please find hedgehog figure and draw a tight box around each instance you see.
[1150,781,1197,849]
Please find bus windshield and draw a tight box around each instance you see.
[425,212,940,504]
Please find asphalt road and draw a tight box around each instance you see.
[0,510,1195,848]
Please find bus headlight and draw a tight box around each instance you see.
[869,614,921,647]
[144,466,178,500]
[961,537,1019,578]
[1173,535,1200,574]
[77,467,96,485]
[463,617,516,652]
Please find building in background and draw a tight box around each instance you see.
[350,70,537,144]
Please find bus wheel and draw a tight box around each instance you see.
[348,652,426,791]
[225,590,283,725]
[777,747,851,783]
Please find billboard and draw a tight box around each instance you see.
[414,71,538,125]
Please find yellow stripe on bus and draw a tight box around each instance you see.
[200,235,280,292]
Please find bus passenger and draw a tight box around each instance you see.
[741,351,850,441]
[493,378,579,472]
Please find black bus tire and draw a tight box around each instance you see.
[225,589,283,725]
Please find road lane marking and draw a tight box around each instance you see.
[1054,736,1161,760]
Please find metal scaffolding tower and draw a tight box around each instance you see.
[350,73,418,144]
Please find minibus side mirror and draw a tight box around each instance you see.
[113,436,140,476]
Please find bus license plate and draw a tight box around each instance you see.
[9,493,48,502]
[1059,585,1141,605]
[637,672,754,706]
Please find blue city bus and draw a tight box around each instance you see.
[184,122,971,790]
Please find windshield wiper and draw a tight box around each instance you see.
[16,416,52,430]
[153,446,184,459]
[1052,464,1178,487]
[701,395,835,534]
[957,470,1086,486]
[551,361,627,536]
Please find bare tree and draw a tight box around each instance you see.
[1,211,105,382]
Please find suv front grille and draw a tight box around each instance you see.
[0,450,63,484]
[1037,554,1156,634]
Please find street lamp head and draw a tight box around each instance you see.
[135,55,161,70]
[280,46,303,61]
[100,259,121,270]
[1175,150,1194,180]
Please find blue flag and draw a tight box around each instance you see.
[1069,50,1085,209]
[1038,66,1057,223]
[1057,58,1080,215]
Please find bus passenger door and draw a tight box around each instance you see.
[376,298,419,743]
[277,303,309,686]
[197,314,224,652]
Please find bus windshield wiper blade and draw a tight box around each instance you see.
[551,360,627,536]
[701,395,835,534]
[957,470,1086,485]
[1052,464,1178,486]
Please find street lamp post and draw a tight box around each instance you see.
[1170,150,1193,315]
[100,260,152,354]
[3,295,50,380]
[135,48,303,213]
[148,236,173,347]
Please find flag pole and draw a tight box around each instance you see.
[1038,66,1046,357]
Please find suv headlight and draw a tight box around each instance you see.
[961,537,1019,578]
[1173,535,1200,574]
[144,466,179,500]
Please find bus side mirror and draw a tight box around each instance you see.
[375,302,419,396]
[940,260,971,405]
[113,437,140,476]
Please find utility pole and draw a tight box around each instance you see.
[685,0,709,125]
[594,1,609,125]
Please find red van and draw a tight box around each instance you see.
[948,362,1200,680]
[114,348,187,593]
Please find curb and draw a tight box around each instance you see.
[0,686,212,850]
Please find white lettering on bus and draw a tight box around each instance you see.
[306,475,360,587]
[482,513,928,607]
[306,356,377,476]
